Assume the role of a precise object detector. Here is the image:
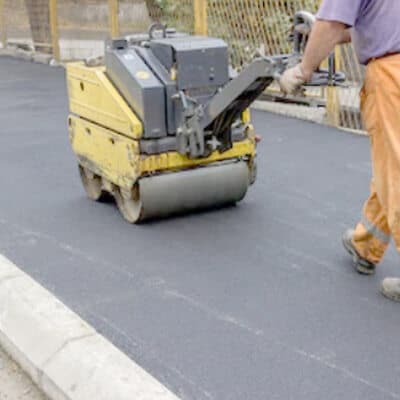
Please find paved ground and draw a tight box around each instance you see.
[0,56,399,400]
[0,347,47,400]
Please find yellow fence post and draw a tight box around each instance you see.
[326,46,342,127]
[194,0,208,35]
[49,0,60,61]
[108,0,120,38]
[0,0,6,48]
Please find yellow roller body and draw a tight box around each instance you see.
[66,62,143,139]
[66,62,257,222]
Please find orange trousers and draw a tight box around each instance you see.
[352,54,400,264]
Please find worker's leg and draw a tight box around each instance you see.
[352,181,391,265]
[369,56,400,301]
[367,56,400,255]
[350,56,400,267]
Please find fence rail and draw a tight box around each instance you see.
[0,0,363,132]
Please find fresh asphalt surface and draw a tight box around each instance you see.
[1,57,400,400]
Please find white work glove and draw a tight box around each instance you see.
[279,64,307,95]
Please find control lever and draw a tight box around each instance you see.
[279,10,347,89]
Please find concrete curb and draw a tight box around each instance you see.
[252,101,367,136]
[252,100,326,125]
[0,254,180,400]
[0,47,58,66]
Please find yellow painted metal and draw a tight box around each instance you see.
[140,140,255,174]
[0,0,6,48]
[194,0,208,36]
[66,62,143,139]
[242,109,251,125]
[326,86,340,126]
[108,0,120,38]
[326,46,342,127]
[67,54,255,193]
[49,0,60,62]
[69,115,141,190]
[69,114,255,190]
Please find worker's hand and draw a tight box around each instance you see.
[279,64,307,95]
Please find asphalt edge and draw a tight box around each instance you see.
[0,254,181,400]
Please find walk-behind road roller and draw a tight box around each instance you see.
[66,14,342,223]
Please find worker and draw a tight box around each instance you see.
[280,0,400,302]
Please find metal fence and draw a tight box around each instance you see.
[0,0,364,132]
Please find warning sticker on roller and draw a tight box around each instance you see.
[136,71,151,80]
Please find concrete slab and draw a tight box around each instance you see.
[0,346,47,400]
[32,53,53,65]
[0,255,180,400]
[0,255,95,383]
[43,334,178,400]
[253,99,326,124]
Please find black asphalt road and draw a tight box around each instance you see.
[1,57,399,400]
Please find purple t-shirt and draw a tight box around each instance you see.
[317,0,400,64]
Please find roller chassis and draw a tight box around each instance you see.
[67,60,258,222]
[67,13,345,223]
[67,27,267,223]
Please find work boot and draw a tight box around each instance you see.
[342,229,376,275]
[380,278,400,302]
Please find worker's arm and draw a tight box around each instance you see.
[300,20,349,80]
[280,20,349,93]
[340,29,352,44]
